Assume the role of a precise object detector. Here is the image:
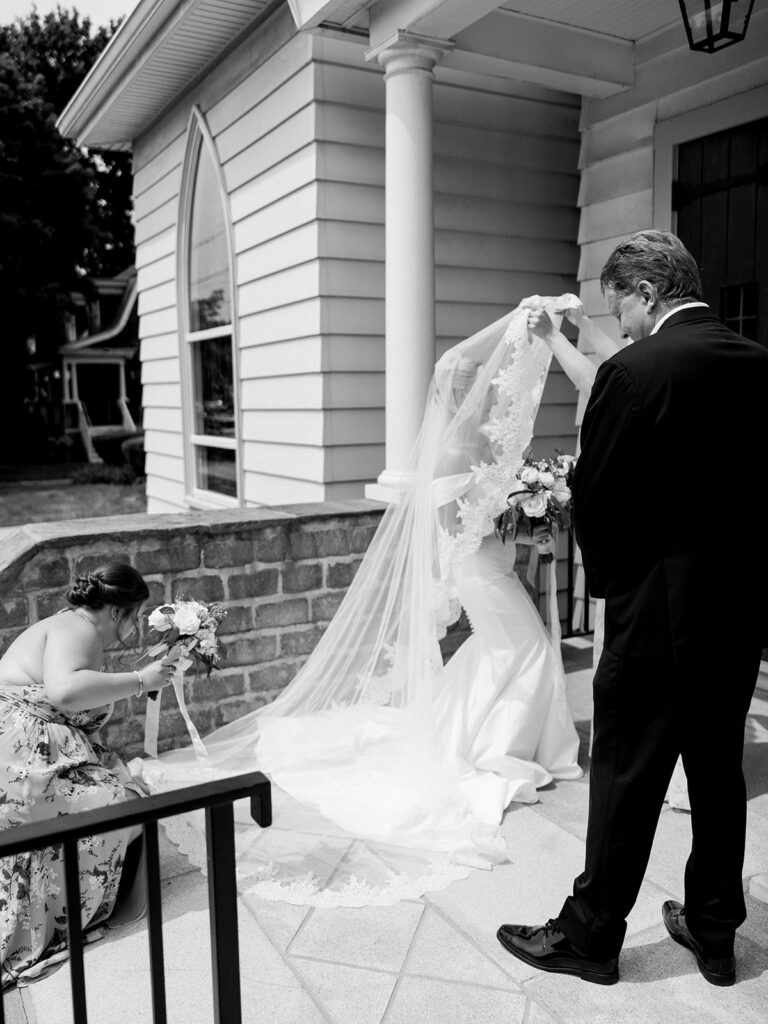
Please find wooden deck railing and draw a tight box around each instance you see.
[0,771,272,1024]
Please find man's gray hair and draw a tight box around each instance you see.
[600,230,703,302]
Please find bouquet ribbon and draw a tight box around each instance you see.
[144,654,209,762]
[525,531,562,649]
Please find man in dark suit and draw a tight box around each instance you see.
[497,230,768,985]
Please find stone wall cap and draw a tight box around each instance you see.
[0,500,387,590]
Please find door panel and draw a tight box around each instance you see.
[674,115,768,348]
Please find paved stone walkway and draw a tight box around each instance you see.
[5,654,768,1024]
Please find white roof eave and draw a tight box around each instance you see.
[57,0,276,150]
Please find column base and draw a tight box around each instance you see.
[364,469,415,504]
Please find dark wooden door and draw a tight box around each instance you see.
[674,115,768,347]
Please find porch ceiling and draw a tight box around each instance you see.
[498,1,681,43]
[56,0,703,149]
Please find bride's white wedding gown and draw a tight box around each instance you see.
[146,532,582,905]
[138,300,583,905]
[254,537,581,838]
[436,536,581,812]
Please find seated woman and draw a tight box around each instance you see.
[0,562,173,989]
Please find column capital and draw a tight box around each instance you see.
[365,30,454,75]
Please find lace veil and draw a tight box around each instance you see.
[139,296,578,906]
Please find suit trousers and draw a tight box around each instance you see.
[557,645,760,960]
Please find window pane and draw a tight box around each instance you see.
[189,142,231,331]
[193,337,235,438]
[196,447,237,497]
[721,282,760,341]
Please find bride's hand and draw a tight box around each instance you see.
[563,298,589,330]
[525,306,557,346]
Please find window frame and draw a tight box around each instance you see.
[653,82,768,231]
[178,106,242,509]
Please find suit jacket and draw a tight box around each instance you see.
[572,306,768,662]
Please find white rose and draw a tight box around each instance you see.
[172,603,203,635]
[520,466,540,486]
[553,481,571,502]
[198,635,218,656]
[522,493,548,518]
[538,470,555,489]
[148,606,173,632]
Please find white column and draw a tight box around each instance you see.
[365,32,452,503]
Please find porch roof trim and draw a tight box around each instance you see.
[57,0,277,150]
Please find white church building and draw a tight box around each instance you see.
[59,0,768,514]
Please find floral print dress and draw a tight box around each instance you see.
[0,683,142,989]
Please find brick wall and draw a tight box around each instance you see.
[0,501,473,761]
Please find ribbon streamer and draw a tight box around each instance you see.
[524,530,562,648]
[144,687,161,758]
[143,657,209,762]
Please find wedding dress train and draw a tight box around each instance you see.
[137,299,583,906]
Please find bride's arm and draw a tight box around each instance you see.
[564,303,622,363]
[525,306,598,393]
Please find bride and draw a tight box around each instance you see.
[139,297,583,905]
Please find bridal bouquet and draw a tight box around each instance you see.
[495,454,576,563]
[146,599,227,679]
[141,599,227,759]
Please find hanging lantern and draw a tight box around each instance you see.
[678,1,756,53]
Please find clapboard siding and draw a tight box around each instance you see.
[242,472,326,505]
[240,337,322,377]
[140,356,180,385]
[313,34,581,494]
[578,191,654,246]
[572,19,768,488]
[433,71,579,456]
[234,183,318,254]
[243,408,385,445]
[237,223,319,284]
[139,333,180,362]
[215,64,316,164]
[141,406,183,433]
[218,33,321,496]
[229,145,317,224]
[133,120,186,514]
[132,11,582,511]
[132,132,187,200]
[136,253,176,293]
[223,107,317,193]
[574,105,657,370]
[134,228,177,273]
[130,19,318,511]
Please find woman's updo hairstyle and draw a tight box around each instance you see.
[67,563,149,611]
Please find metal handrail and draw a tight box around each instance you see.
[0,771,272,1024]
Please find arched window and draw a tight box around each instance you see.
[179,109,239,504]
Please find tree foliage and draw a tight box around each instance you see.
[1,6,134,277]
[0,5,133,448]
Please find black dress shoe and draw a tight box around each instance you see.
[496,919,619,985]
[662,900,735,986]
